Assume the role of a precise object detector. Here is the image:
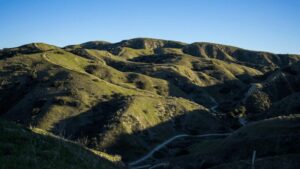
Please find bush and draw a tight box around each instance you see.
[246,91,271,114]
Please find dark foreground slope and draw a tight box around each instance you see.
[166,115,300,169]
[0,118,123,169]
[1,38,300,169]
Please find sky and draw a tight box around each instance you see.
[0,0,299,54]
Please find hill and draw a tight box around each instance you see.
[1,38,300,168]
[0,118,122,169]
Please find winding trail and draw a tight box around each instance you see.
[148,162,169,169]
[210,105,219,113]
[242,83,257,103]
[44,52,262,168]
[238,83,261,125]
[208,95,219,113]
[129,94,228,168]
[130,164,152,169]
[129,94,225,167]
[279,72,295,93]
[130,83,261,167]
[128,133,231,166]
[43,52,231,168]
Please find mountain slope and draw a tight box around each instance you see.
[0,118,122,169]
[1,38,300,168]
[0,43,224,161]
[166,115,300,169]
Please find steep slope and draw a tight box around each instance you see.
[0,118,122,169]
[239,61,300,121]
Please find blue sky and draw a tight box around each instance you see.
[0,0,299,53]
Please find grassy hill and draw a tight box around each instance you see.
[1,38,300,168]
[0,118,122,169]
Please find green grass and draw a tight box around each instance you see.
[1,47,214,162]
[2,39,300,167]
[0,118,122,169]
[117,47,154,59]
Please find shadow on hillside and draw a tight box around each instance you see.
[51,94,128,139]
[105,109,232,162]
[46,68,300,165]
[51,102,232,162]
[0,118,120,169]
[116,114,300,168]
[165,77,254,110]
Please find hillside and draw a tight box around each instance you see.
[167,114,300,169]
[0,118,122,169]
[1,38,300,168]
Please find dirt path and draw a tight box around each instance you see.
[128,133,231,167]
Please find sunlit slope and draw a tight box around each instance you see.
[0,46,225,161]
[1,38,300,168]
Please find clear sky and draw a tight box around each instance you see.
[0,0,299,54]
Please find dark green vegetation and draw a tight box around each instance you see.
[0,118,122,169]
[1,38,300,169]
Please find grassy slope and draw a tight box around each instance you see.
[182,42,300,71]
[83,48,262,106]
[1,39,300,167]
[0,118,122,169]
[0,47,221,161]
